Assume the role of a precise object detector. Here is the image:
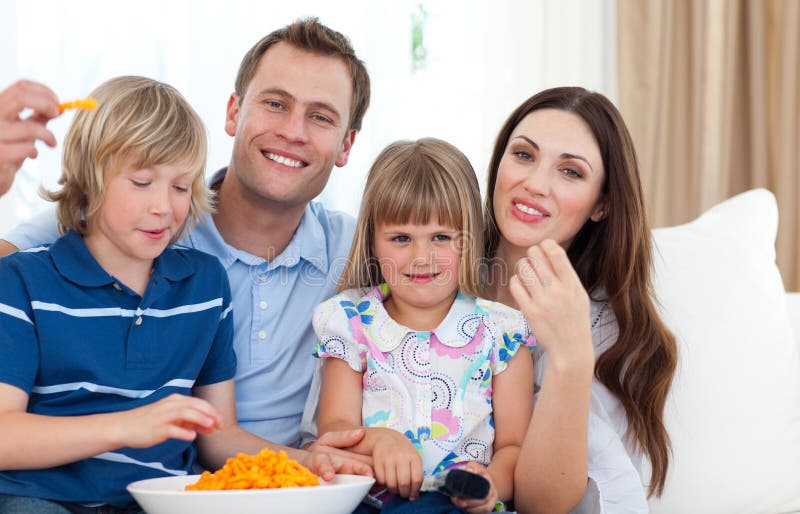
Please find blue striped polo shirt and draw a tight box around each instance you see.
[0,230,237,507]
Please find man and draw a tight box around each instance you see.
[0,18,370,450]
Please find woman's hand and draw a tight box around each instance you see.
[509,239,594,373]
[370,428,424,500]
[449,462,499,514]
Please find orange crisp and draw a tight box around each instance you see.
[58,97,98,113]
[185,448,320,491]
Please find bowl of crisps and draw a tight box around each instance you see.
[127,449,374,514]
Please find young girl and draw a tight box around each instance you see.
[315,138,535,514]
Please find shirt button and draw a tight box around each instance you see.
[258,330,267,340]
[113,283,122,291]
[258,273,267,282]
[135,316,143,326]
[259,301,268,310]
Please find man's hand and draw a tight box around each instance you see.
[0,80,60,196]
[299,431,374,482]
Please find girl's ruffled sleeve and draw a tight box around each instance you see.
[480,299,537,375]
[312,292,367,373]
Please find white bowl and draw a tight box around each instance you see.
[127,473,374,514]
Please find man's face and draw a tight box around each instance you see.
[225,42,356,209]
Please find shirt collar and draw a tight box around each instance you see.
[362,285,479,352]
[284,205,329,274]
[152,245,196,282]
[51,230,194,287]
[50,231,114,287]
[183,210,241,269]
[186,167,329,274]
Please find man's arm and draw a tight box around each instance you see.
[1,205,61,256]
[0,240,17,257]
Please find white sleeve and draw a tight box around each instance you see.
[570,396,649,514]
[2,205,60,250]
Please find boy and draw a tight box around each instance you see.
[0,76,367,512]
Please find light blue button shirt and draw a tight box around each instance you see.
[3,168,356,447]
[184,203,355,446]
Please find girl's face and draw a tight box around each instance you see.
[84,159,194,274]
[493,108,606,251]
[373,213,462,323]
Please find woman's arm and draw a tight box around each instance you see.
[510,240,596,514]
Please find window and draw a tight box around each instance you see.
[0,0,616,233]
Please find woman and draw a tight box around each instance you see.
[483,87,677,513]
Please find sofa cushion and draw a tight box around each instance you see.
[648,189,800,514]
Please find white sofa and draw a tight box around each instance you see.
[645,189,800,514]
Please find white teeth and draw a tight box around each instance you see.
[264,152,304,168]
[515,203,544,216]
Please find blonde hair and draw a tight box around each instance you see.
[339,138,483,296]
[44,75,211,239]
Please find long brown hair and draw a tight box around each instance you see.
[484,87,677,497]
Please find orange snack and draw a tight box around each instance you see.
[185,448,320,491]
[58,97,98,113]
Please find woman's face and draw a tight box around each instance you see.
[492,108,606,251]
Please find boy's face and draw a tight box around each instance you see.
[84,160,194,272]
[224,42,357,210]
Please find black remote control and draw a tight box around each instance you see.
[441,468,490,500]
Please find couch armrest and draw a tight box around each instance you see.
[787,292,800,352]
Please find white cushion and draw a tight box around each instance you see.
[647,189,800,514]
[787,292,800,353]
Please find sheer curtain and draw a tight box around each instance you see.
[0,0,617,235]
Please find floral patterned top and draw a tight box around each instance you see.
[312,284,535,491]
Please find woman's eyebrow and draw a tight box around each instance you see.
[513,135,539,150]
[561,152,594,172]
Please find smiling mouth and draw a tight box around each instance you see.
[262,151,307,169]
[514,202,547,216]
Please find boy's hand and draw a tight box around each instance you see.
[298,445,374,482]
[371,428,423,500]
[116,393,222,448]
[450,462,499,514]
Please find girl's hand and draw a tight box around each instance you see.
[509,239,594,373]
[371,428,424,500]
[298,446,374,482]
[115,393,222,448]
[450,462,499,514]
